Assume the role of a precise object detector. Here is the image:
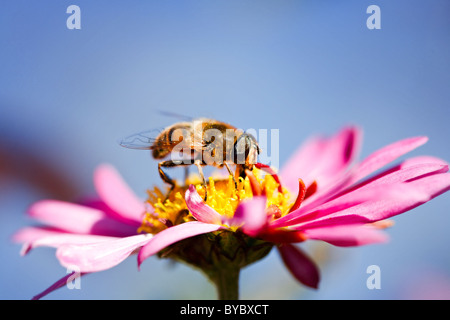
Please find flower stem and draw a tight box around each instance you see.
[210,266,240,300]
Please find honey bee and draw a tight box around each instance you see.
[120,117,280,200]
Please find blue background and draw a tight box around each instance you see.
[1,0,449,299]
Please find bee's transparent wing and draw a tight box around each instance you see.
[119,129,165,150]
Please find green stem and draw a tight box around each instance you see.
[210,266,240,300]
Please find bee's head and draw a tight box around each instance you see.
[233,133,259,169]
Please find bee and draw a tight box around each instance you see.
[120,117,280,200]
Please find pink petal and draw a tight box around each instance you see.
[292,173,450,229]
[303,224,389,247]
[80,198,141,227]
[292,137,431,214]
[56,234,153,273]
[12,226,65,244]
[12,227,116,255]
[277,244,320,289]
[298,142,440,214]
[30,233,115,249]
[272,181,392,228]
[405,171,450,200]
[138,221,223,268]
[274,162,448,228]
[185,185,222,224]
[350,136,428,185]
[280,126,362,197]
[27,200,137,237]
[32,272,85,300]
[13,226,69,256]
[339,160,448,198]
[94,164,146,224]
[232,196,267,236]
[400,155,449,168]
[288,138,432,215]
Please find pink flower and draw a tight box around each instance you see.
[14,126,450,299]
[137,126,450,290]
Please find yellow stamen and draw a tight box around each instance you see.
[138,168,294,235]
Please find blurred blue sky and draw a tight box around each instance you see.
[1,1,449,299]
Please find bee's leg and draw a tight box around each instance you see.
[235,164,246,181]
[194,160,208,201]
[158,160,179,199]
[224,162,238,189]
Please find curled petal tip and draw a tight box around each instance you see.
[20,243,31,256]
[185,185,222,224]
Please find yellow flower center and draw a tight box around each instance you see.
[138,168,292,235]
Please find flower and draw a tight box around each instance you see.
[136,126,450,294]
[14,126,450,299]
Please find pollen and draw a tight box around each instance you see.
[138,168,293,235]
[138,186,193,234]
[199,175,252,218]
[260,171,291,214]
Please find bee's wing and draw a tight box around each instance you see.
[119,129,168,150]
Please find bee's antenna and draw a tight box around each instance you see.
[158,110,194,121]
